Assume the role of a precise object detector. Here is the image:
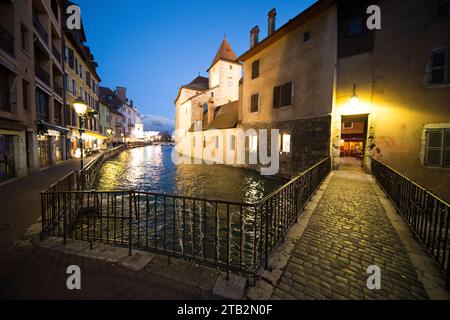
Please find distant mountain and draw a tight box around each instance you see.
[141,115,174,133]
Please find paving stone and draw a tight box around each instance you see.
[270,170,429,300]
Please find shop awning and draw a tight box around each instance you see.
[37,121,69,135]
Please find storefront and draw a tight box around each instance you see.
[69,128,106,158]
[0,134,15,181]
[37,121,69,167]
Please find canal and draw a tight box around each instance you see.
[95,145,286,203]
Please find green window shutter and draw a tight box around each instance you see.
[425,129,443,166]
[273,86,280,109]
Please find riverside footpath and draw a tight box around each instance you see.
[0,155,216,299]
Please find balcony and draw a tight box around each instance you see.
[0,26,14,58]
[33,11,48,45]
[52,43,61,62]
[53,81,63,97]
[35,64,50,86]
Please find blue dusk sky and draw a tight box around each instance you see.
[75,0,317,120]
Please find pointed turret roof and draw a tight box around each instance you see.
[207,37,238,71]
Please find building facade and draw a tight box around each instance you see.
[174,0,450,201]
[331,0,450,202]
[63,1,103,158]
[1,0,66,181]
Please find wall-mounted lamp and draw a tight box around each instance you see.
[349,83,360,108]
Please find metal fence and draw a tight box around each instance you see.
[371,158,450,286]
[41,156,331,277]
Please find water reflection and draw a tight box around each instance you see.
[96,146,285,203]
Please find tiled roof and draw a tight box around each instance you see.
[207,37,238,71]
[99,86,125,108]
[182,76,209,91]
[207,100,239,130]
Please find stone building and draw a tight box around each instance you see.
[174,0,450,201]
[331,0,450,202]
[174,37,243,164]
[238,2,337,177]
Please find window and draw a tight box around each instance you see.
[211,92,214,98]
[435,0,450,19]
[22,79,30,110]
[250,93,259,113]
[230,135,236,151]
[20,24,29,52]
[249,135,258,153]
[347,17,364,37]
[75,58,78,74]
[54,100,62,126]
[281,134,291,153]
[427,48,450,85]
[230,65,233,70]
[72,80,76,96]
[251,60,260,79]
[107,95,113,101]
[343,122,354,129]
[0,66,11,112]
[425,128,450,168]
[304,31,311,42]
[215,136,219,149]
[273,82,293,108]
[68,49,75,69]
[35,88,49,121]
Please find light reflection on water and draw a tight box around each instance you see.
[95,145,285,203]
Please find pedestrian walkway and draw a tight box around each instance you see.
[271,169,430,300]
[0,154,219,300]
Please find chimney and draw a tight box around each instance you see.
[268,9,276,36]
[130,100,134,107]
[250,26,260,49]
[207,100,215,125]
[116,86,128,102]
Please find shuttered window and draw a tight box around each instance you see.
[273,82,293,108]
[251,60,260,79]
[427,48,450,85]
[250,94,259,113]
[273,86,280,109]
[425,128,450,168]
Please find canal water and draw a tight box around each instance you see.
[95,145,286,203]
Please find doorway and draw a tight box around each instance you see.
[340,114,368,171]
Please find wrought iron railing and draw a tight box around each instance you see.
[41,156,331,277]
[33,11,48,44]
[35,64,50,86]
[0,25,14,57]
[53,81,63,97]
[52,43,61,62]
[371,158,450,287]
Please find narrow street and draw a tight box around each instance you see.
[271,167,431,300]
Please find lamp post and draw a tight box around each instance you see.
[73,98,88,170]
[106,128,113,149]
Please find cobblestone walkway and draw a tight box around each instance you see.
[272,170,429,300]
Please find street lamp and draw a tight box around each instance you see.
[349,83,360,108]
[73,97,88,170]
